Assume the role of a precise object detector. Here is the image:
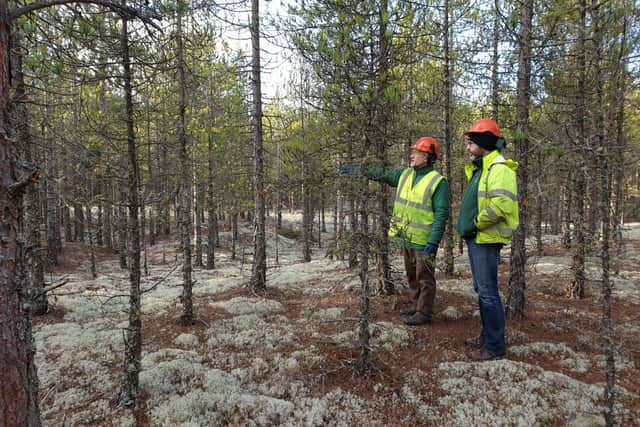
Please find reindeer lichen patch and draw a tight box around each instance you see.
[140,348,205,395]
[510,342,592,373]
[267,259,347,289]
[174,333,200,349]
[331,321,411,352]
[438,278,477,299]
[210,296,286,315]
[435,360,604,425]
[147,389,295,426]
[309,306,345,320]
[206,314,295,350]
[35,321,122,362]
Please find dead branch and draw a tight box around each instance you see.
[36,279,70,297]
[10,0,162,30]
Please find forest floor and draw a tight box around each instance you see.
[33,215,640,426]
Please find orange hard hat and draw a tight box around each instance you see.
[463,118,501,137]
[410,137,440,158]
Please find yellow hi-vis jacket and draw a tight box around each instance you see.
[464,150,519,244]
[389,168,444,246]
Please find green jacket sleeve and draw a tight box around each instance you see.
[365,167,405,187]
[428,179,450,245]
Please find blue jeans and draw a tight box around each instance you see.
[466,239,506,354]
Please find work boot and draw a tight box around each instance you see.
[468,349,506,362]
[464,335,484,349]
[399,307,416,316]
[403,312,431,326]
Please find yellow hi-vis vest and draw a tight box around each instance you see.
[464,150,519,244]
[389,168,444,246]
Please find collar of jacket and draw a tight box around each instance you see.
[411,164,434,175]
[465,150,518,180]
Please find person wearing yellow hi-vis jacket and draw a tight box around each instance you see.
[457,118,519,361]
[341,136,449,326]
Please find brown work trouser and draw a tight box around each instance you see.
[402,247,437,317]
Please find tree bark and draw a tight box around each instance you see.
[591,1,616,423]
[44,101,60,265]
[0,1,42,423]
[443,0,455,277]
[87,204,97,278]
[506,0,533,320]
[206,108,216,269]
[561,176,572,249]
[250,0,267,290]
[491,0,500,120]
[373,0,393,295]
[176,0,194,324]
[355,174,371,377]
[568,0,588,300]
[194,180,203,267]
[12,30,48,314]
[117,189,127,268]
[118,11,143,407]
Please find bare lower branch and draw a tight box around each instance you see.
[36,279,69,297]
[10,0,162,30]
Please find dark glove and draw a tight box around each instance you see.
[339,165,356,175]
[423,243,438,256]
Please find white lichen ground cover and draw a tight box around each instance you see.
[34,221,640,426]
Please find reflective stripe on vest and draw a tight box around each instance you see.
[476,153,519,244]
[389,169,443,246]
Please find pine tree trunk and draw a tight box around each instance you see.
[45,104,61,265]
[374,184,393,295]
[118,13,143,406]
[591,1,617,422]
[250,0,267,290]
[0,7,42,424]
[570,174,587,299]
[506,0,533,320]
[104,188,113,249]
[321,191,326,233]
[336,188,344,261]
[63,204,72,242]
[118,194,128,269]
[231,211,238,260]
[12,33,48,315]
[534,154,544,256]
[194,181,203,267]
[140,192,148,277]
[206,128,216,269]
[491,0,500,120]
[443,0,455,276]
[355,173,371,377]
[97,204,104,246]
[535,192,543,256]
[348,193,358,267]
[87,205,97,278]
[568,0,588,300]
[176,1,194,325]
[302,169,312,262]
[74,205,84,244]
[611,15,627,260]
[561,177,572,249]
[373,0,393,295]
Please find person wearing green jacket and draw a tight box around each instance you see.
[457,119,519,361]
[342,137,450,326]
